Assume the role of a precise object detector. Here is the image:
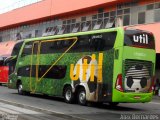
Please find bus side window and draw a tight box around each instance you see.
[41,41,60,53]
[103,32,117,50]
[89,32,117,51]
[39,65,67,79]
[21,42,33,57]
[8,59,16,75]
[40,39,75,54]
[11,41,24,56]
[91,38,105,51]
[71,36,90,52]
[62,40,74,52]
[63,40,73,47]
[56,41,65,52]
[33,43,38,54]
[70,32,117,53]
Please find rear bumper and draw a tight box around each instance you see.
[112,90,153,103]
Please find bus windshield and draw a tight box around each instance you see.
[124,30,155,49]
[11,41,24,56]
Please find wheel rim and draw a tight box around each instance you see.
[18,84,22,93]
[79,91,86,104]
[65,89,72,101]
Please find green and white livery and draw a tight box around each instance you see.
[8,27,156,105]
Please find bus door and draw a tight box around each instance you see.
[30,42,39,93]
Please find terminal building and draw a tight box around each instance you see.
[0,0,159,78]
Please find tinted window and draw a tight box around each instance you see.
[71,32,117,52]
[39,65,67,79]
[40,40,75,54]
[8,59,16,75]
[0,60,4,66]
[33,42,38,54]
[124,30,155,49]
[71,36,90,52]
[11,41,24,56]
[40,32,117,54]
[21,42,33,57]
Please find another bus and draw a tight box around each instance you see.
[8,27,156,105]
[5,40,24,80]
[0,41,16,85]
[0,57,8,85]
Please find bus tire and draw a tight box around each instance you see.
[17,82,24,95]
[109,102,119,106]
[64,86,74,103]
[77,88,86,105]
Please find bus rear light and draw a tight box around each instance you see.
[115,74,123,92]
[149,76,155,92]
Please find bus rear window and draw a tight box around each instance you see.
[124,30,155,49]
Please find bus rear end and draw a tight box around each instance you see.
[113,29,156,103]
[0,57,9,84]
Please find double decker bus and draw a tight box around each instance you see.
[8,27,156,105]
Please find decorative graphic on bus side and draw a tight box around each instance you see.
[70,53,103,83]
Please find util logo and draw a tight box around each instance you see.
[133,34,149,44]
[70,53,103,83]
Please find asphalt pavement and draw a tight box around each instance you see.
[0,86,160,120]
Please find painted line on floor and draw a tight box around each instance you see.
[0,99,88,120]
[149,102,160,105]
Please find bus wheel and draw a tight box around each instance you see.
[64,86,74,103]
[78,88,86,105]
[17,83,23,95]
[109,102,119,106]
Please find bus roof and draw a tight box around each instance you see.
[24,27,124,42]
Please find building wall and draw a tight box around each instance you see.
[0,0,118,28]
[0,0,160,53]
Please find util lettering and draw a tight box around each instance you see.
[133,34,148,44]
[70,53,103,83]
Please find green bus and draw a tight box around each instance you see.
[8,27,156,105]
